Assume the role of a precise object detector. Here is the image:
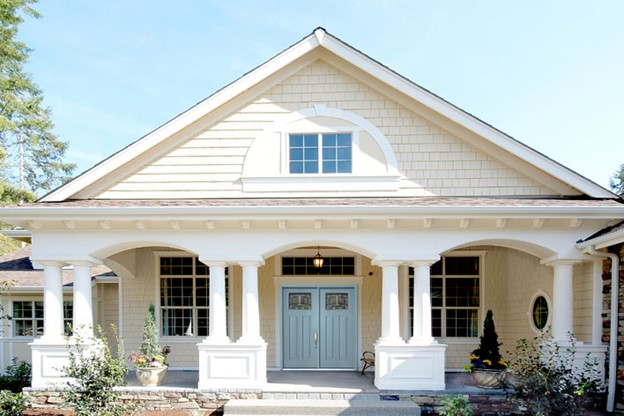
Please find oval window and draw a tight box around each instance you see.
[532,295,549,330]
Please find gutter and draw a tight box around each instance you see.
[579,244,619,413]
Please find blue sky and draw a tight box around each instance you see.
[18,1,624,189]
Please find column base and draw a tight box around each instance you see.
[30,338,69,388]
[375,336,406,346]
[408,336,437,345]
[374,342,447,390]
[197,341,267,389]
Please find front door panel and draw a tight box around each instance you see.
[282,289,319,368]
[282,286,356,369]
[320,288,356,368]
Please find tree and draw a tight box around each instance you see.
[610,163,624,195]
[0,0,74,192]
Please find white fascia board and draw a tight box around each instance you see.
[3,204,624,221]
[40,33,322,203]
[577,229,624,250]
[318,35,614,198]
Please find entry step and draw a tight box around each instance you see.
[224,399,420,416]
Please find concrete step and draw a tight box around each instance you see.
[224,399,420,416]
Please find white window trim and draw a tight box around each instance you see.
[407,251,486,342]
[10,298,73,338]
[154,251,232,341]
[528,290,551,335]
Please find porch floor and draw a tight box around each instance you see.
[122,370,497,395]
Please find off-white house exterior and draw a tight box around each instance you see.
[2,28,624,394]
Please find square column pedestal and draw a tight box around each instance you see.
[374,343,447,390]
[197,341,267,390]
[30,339,70,388]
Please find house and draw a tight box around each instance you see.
[1,28,623,401]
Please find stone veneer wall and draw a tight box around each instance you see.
[24,389,520,415]
[605,245,624,414]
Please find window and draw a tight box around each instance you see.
[281,256,355,275]
[159,256,228,337]
[289,133,352,174]
[12,300,72,337]
[409,255,481,338]
[531,294,549,332]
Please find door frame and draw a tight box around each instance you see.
[277,280,361,370]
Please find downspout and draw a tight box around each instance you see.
[582,246,619,413]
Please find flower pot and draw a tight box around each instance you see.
[135,366,168,386]
[471,368,505,389]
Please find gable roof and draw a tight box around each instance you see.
[577,220,624,249]
[0,245,115,290]
[40,27,616,202]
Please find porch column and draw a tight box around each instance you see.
[239,261,264,342]
[206,262,229,343]
[410,261,436,344]
[549,261,577,341]
[41,262,65,341]
[70,262,94,338]
[377,261,403,344]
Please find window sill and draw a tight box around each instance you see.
[242,175,400,192]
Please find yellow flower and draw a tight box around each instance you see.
[153,355,164,362]
[137,358,146,364]
[469,355,479,361]
[483,359,492,366]
[499,360,508,367]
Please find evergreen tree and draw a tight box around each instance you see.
[140,304,160,358]
[0,0,74,192]
[471,309,504,369]
[610,163,624,195]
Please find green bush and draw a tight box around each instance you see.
[438,394,473,416]
[0,359,31,392]
[0,390,27,416]
[62,325,133,416]
[509,334,604,415]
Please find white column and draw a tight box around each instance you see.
[550,261,575,341]
[205,262,229,343]
[42,262,65,341]
[71,263,94,338]
[239,262,263,343]
[410,261,436,344]
[377,262,403,344]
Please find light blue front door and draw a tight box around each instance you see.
[282,286,357,369]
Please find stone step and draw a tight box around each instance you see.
[224,399,420,416]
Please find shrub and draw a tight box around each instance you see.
[508,334,604,415]
[438,394,473,416]
[62,325,132,416]
[0,390,27,416]
[0,359,31,392]
[468,310,506,370]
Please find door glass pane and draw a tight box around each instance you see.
[288,293,312,310]
[325,293,348,310]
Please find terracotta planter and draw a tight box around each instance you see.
[470,368,506,388]
[136,366,168,386]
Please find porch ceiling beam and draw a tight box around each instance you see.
[135,221,146,230]
[569,219,583,228]
[350,219,359,229]
[170,221,180,230]
[314,220,322,229]
[206,220,215,230]
[423,218,433,228]
[278,220,286,229]
[99,220,111,230]
[242,221,251,229]
[532,218,545,228]
[496,218,507,229]
[459,218,470,228]
[387,219,395,228]
[28,221,42,229]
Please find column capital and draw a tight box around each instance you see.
[198,259,228,268]
[540,257,582,267]
[36,260,66,268]
[239,260,265,268]
[410,257,440,267]
[67,259,102,267]
[371,259,403,268]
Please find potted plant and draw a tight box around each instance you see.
[465,309,507,388]
[128,304,171,386]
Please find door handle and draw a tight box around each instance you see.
[313,331,318,349]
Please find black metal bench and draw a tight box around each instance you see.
[360,350,375,374]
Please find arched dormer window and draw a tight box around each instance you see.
[242,105,400,193]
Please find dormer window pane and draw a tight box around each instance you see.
[289,132,352,174]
